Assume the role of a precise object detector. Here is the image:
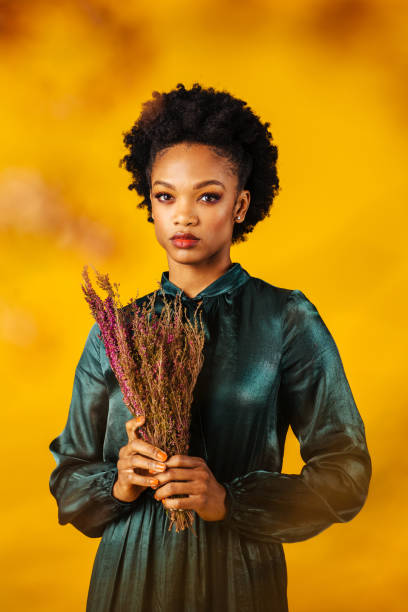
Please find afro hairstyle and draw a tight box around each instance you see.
[119,82,280,244]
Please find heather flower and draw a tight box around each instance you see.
[81,264,205,533]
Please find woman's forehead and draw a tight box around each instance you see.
[151,143,236,181]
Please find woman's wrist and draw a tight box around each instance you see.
[112,479,143,503]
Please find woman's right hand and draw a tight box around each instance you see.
[112,414,168,503]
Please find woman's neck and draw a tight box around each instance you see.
[167,255,233,298]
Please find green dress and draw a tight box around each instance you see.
[49,262,372,611]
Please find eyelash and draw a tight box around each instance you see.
[154,192,221,204]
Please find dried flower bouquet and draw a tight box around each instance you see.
[81,265,205,533]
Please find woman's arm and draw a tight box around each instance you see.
[219,290,372,544]
[48,323,140,538]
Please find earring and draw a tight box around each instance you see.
[236,216,241,220]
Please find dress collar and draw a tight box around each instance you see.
[159,262,250,300]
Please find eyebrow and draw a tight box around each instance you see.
[152,179,225,190]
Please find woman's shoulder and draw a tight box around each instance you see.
[245,273,310,310]
[245,276,335,355]
[244,274,327,334]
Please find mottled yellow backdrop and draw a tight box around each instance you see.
[1,1,407,610]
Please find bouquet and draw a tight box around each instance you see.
[81,265,205,533]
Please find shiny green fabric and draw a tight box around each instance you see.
[49,262,372,611]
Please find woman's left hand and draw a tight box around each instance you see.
[151,454,227,522]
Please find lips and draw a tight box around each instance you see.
[171,232,199,240]
[170,232,200,249]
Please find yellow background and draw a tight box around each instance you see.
[1,1,407,609]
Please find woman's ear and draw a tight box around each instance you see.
[234,190,251,222]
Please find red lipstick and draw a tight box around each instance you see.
[170,232,200,249]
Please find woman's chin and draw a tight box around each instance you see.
[167,247,207,264]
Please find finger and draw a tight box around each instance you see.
[121,455,167,474]
[151,467,201,484]
[125,415,145,443]
[162,495,198,511]
[154,480,204,501]
[164,455,206,469]
[150,466,206,490]
[122,469,160,489]
[126,438,168,462]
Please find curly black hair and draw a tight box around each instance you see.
[119,82,280,244]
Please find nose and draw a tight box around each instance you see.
[172,198,198,226]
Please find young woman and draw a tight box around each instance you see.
[49,82,372,612]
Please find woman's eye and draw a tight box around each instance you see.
[154,192,220,203]
[201,192,221,203]
[154,192,173,202]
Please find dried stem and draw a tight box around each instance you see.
[81,265,205,533]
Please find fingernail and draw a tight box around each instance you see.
[158,452,167,461]
[150,479,159,485]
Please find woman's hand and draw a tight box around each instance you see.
[152,454,227,522]
[112,415,168,503]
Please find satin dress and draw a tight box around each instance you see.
[49,262,372,612]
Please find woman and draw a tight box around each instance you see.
[49,82,372,611]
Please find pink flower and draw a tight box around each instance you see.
[81,265,205,534]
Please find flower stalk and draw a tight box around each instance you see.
[81,264,205,533]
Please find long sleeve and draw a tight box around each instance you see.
[49,322,140,538]
[219,289,372,544]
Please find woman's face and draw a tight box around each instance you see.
[149,142,250,267]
